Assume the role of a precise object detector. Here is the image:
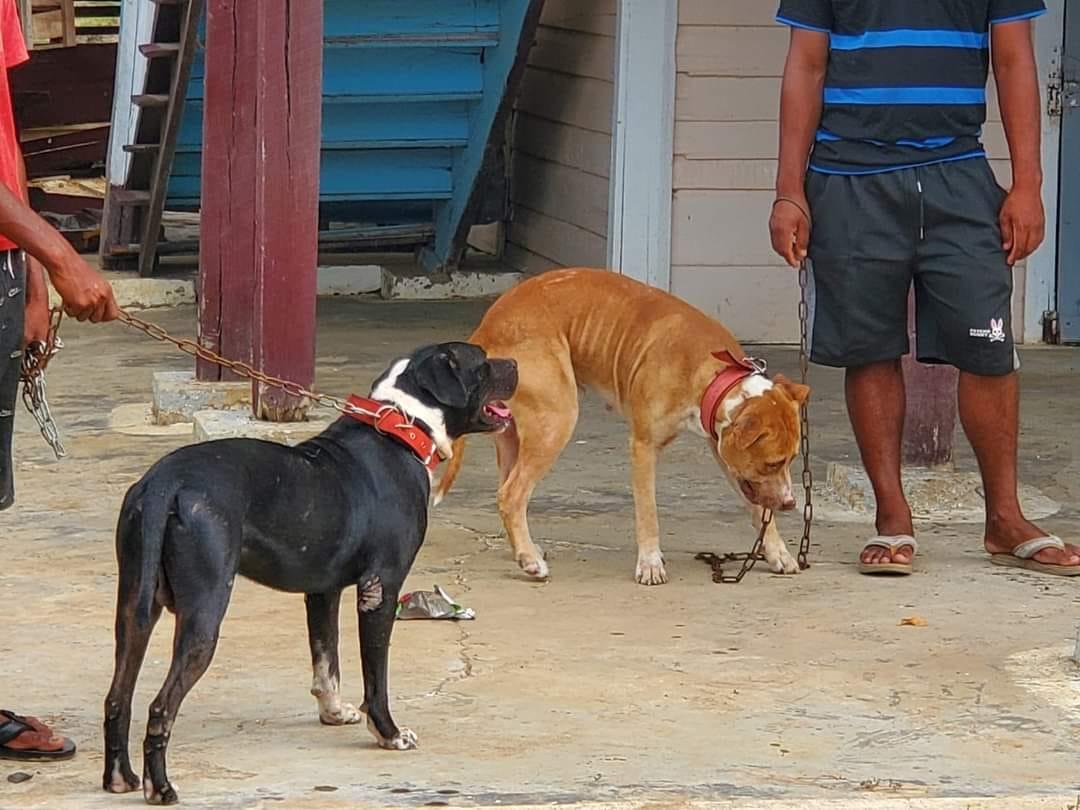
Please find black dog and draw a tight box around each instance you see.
[103,342,517,805]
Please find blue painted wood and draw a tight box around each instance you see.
[431,0,538,266]
[324,0,498,37]
[165,0,537,263]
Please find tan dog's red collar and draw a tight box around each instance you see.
[699,351,768,440]
[345,394,442,471]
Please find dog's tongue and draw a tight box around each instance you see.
[487,401,511,419]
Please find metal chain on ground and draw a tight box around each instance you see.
[696,259,814,583]
[20,307,66,459]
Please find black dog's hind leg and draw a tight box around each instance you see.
[103,599,162,793]
[305,590,362,726]
[104,500,166,794]
[142,499,237,805]
[357,579,416,750]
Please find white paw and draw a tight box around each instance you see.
[371,721,418,751]
[519,552,550,580]
[765,542,800,575]
[635,550,668,586]
[319,702,364,726]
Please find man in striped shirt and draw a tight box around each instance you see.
[769,1,1080,576]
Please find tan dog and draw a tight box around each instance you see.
[434,268,810,585]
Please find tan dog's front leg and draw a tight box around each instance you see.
[630,435,667,585]
[753,505,800,574]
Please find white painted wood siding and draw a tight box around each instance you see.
[506,0,615,274]
[670,0,1020,343]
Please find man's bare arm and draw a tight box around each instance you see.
[770,28,828,267]
[992,19,1045,264]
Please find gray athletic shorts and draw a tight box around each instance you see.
[805,157,1017,376]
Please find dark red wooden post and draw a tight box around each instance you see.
[198,0,322,422]
[901,288,958,467]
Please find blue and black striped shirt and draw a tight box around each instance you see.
[776,0,1047,175]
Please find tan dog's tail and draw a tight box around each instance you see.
[432,436,467,506]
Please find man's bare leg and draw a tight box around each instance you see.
[958,371,1080,565]
[846,360,916,566]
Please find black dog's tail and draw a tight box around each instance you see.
[115,482,172,625]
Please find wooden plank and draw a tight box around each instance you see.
[508,205,607,268]
[513,112,611,178]
[676,25,787,78]
[429,0,545,270]
[676,76,780,122]
[675,121,781,160]
[670,265,799,343]
[516,66,613,134]
[671,189,781,267]
[511,152,609,236]
[528,26,615,82]
[137,0,204,277]
[678,0,778,27]
[609,0,677,290]
[199,0,258,381]
[672,157,776,191]
[250,0,323,419]
[138,41,178,58]
[540,0,616,36]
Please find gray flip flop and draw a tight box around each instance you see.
[990,536,1080,577]
[857,535,917,576]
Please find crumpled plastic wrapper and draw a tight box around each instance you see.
[396,585,476,620]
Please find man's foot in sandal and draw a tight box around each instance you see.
[986,516,1080,577]
[858,535,917,575]
[0,710,76,761]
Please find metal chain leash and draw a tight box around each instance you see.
[113,310,389,422]
[20,308,66,459]
[796,259,814,570]
[19,307,402,461]
[696,259,814,583]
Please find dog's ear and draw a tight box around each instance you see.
[732,413,767,450]
[413,352,470,409]
[774,374,810,405]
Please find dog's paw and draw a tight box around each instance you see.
[766,543,800,575]
[518,552,550,580]
[143,778,179,806]
[381,728,418,751]
[635,550,668,586]
[319,701,364,726]
[368,717,419,750]
[104,763,140,794]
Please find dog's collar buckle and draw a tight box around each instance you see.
[345,394,442,471]
[700,350,767,441]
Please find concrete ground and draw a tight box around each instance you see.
[2,298,1079,809]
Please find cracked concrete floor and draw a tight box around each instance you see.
[2,298,1079,809]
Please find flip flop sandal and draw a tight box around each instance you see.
[990,536,1080,577]
[857,535,917,576]
[0,710,77,761]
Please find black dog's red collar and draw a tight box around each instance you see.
[345,395,442,471]
[699,350,768,441]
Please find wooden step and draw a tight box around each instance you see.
[324,32,499,49]
[139,43,180,59]
[111,189,151,206]
[123,143,161,154]
[132,94,170,108]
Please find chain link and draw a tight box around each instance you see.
[20,308,66,459]
[114,311,387,422]
[697,260,814,584]
[797,259,814,571]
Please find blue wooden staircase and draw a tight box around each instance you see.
[102,0,543,275]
